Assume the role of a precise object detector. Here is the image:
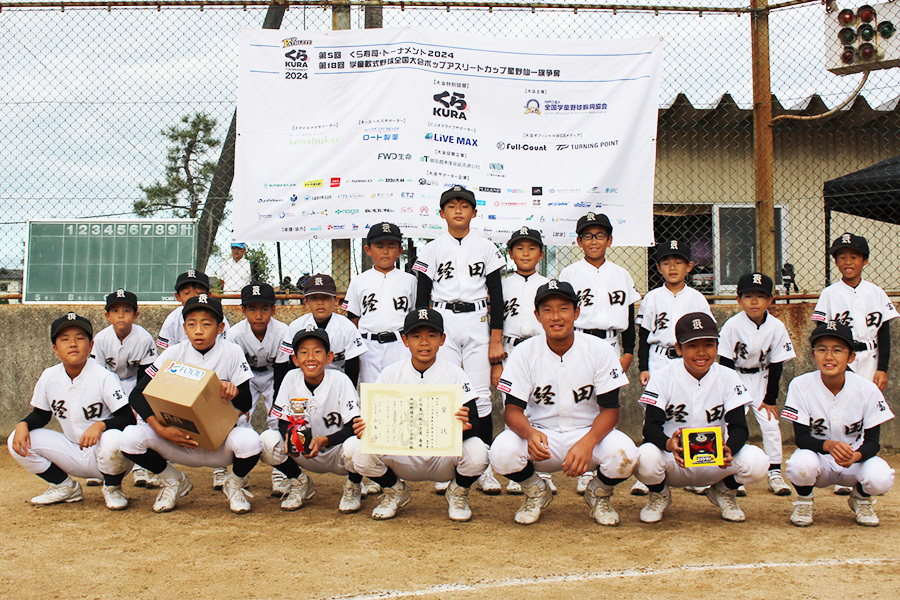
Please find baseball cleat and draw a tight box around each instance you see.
[834,484,852,495]
[223,473,253,514]
[372,480,411,520]
[849,492,879,527]
[446,481,473,522]
[339,479,362,513]
[271,470,290,498]
[539,472,557,494]
[506,480,523,495]
[132,467,151,488]
[640,488,673,523]
[281,472,316,511]
[212,467,227,490]
[790,496,814,527]
[31,479,83,505]
[85,478,103,487]
[514,475,552,525]
[576,472,594,495]
[102,485,129,510]
[362,478,382,497]
[473,467,502,495]
[767,470,792,496]
[736,485,747,497]
[152,473,192,513]
[705,481,745,522]
[584,477,618,526]
[630,480,650,496]
[434,480,450,495]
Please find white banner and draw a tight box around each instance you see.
[235,28,663,246]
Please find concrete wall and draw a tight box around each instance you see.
[2,302,899,448]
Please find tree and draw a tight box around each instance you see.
[136,113,221,219]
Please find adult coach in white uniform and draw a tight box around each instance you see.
[216,242,253,306]
[92,289,158,394]
[490,280,637,526]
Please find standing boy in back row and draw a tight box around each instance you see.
[414,185,505,493]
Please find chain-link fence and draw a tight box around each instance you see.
[4,0,900,301]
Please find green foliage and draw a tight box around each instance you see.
[246,245,273,285]
[136,113,221,219]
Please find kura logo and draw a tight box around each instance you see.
[433,90,468,120]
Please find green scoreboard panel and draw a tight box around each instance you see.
[24,219,197,303]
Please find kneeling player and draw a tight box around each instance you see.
[347,308,489,521]
[783,321,895,527]
[490,280,637,526]
[121,295,262,514]
[8,314,135,509]
[260,326,364,513]
[635,312,768,523]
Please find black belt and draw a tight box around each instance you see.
[361,331,400,344]
[651,344,679,359]
[853,341,877,352]
[434,299,487,313]
[579,328,615,339]
[250,366,269,373]
[503,335,529,346]
[738,366,766,374]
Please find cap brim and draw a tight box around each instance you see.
[677,332,719,344]
[52,321,93,341]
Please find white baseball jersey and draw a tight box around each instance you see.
[559,259,640,332]
[637,284,713,348]
[278,312,366,371]
[270,369,360,438]
[497,332,628,432]
[216,256,252,304]
[147,338,253,388]
[501,272,549,341]
[413,231,504,302]
[156,306,231,350]
[377,357,478,404]
[718,311,796,370]
[226,317,289,373]
[638,362,753,437]
[91,324,158,393]
[781,371,894,449]
[342,267,417,334]
[31,360,129,443]
[812,279,899,343]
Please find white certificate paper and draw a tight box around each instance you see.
[360,384,463,457]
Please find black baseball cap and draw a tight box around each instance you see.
[576,212,613,236]
[366,222,403,245]
[303,273,337,297]
[105,288,138,311]
[439,185,476,209]
[534,279,579,309]
[655,238,692,263]
[809,320,855,349]
[829,232,869,260]
[182,294,224,323]
[736,272,774,297]
[507,227,543,250]
[403,308,444,335]
[292,325,331,353]
[241,283,276,306]
[175,269,210,292]
[51,312,93,342]
[675,312,718,344]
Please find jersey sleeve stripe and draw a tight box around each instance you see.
[638,393,658,406]
[811,311,826,322]
[145,364,158,378]
[412,260,428,273]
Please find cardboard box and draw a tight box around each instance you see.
[143,359,237,451]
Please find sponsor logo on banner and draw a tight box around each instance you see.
[544,100,609,113]
[489,163,504,171]
[288,136,338,146]
[496,142,547,151]
[258,198,280,203]
[363,133,399,141]
[478,187,501,194]
[424,133,478,147]
[282,37,312,48]
[556,141,618,151]
[524,99,541,114]
[330,178,341,187]
[433,90,468,120]
[532,187,542,196]
[378,153,414,160]
[304,180,323,188]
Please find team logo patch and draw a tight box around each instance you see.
[116,289,126,297]
[638,393,659,406]
[781,406,799,421]
[412,260,428,273]
[145,364,159,378]
[497,378,512,394]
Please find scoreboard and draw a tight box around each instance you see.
[24,219,197,303]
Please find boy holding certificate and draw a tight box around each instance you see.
[348,308,489,521]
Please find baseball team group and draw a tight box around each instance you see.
[8,185,896,528]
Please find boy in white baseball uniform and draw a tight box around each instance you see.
[783,320,895,527]
[156,269,231,351]
[225,282,291,494]
[559,212,640,494]
[718,272,796,496]
[121,295,262,514]
[635,312,768,523]
[490,280,637,526]
[348,308,489,521]
[260,327,364,513]
[91,289,160,488]
[8,313,135,510]
[812,233,897,495]
[343,222,416,384]
[413,185,505,494]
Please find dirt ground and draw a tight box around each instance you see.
[2,449,899,600]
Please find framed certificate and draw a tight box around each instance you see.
[682,426,725,468]
[360,384,463,457]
